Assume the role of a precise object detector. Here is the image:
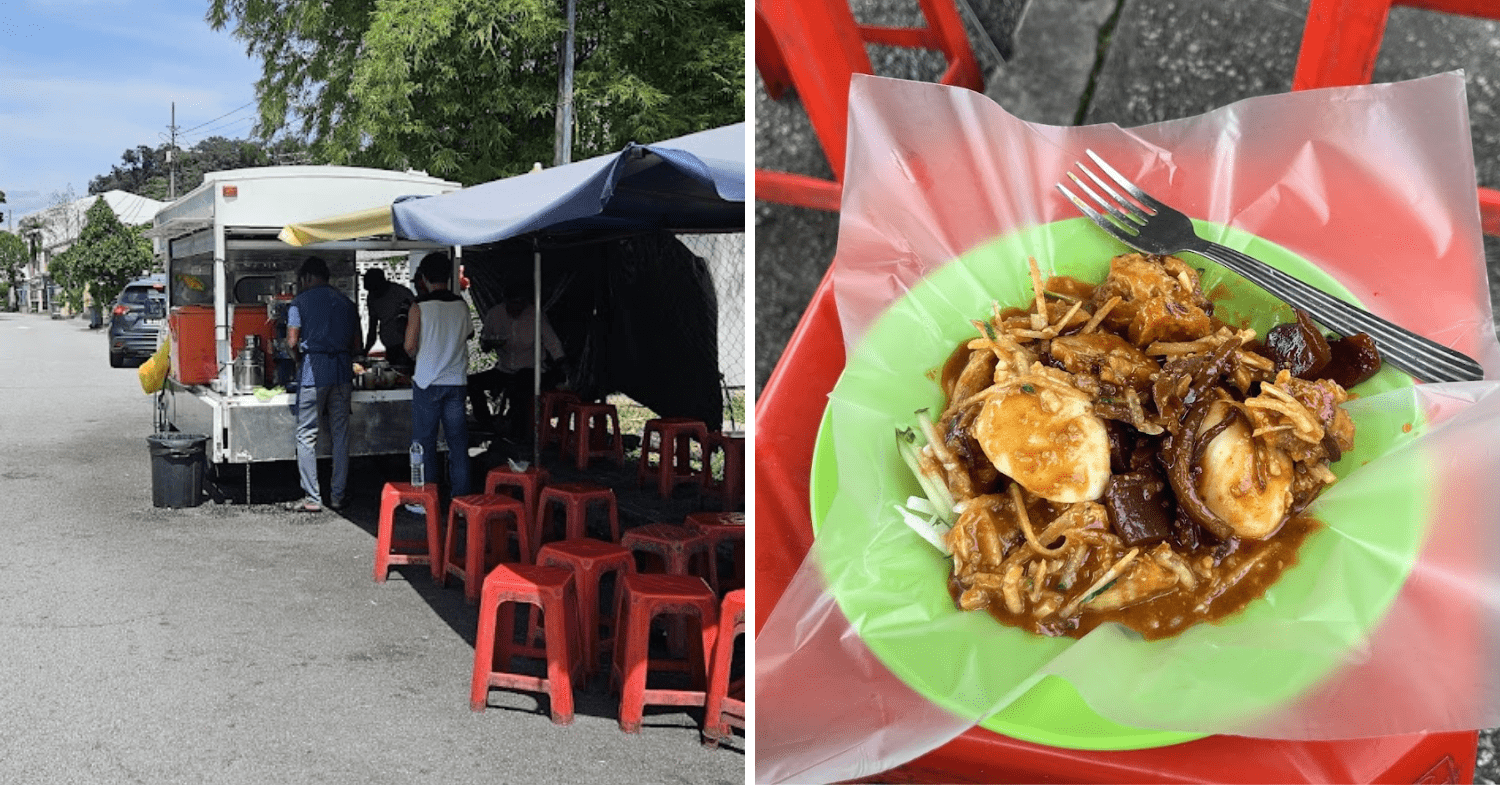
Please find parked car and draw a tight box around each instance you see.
[108,274,167,367]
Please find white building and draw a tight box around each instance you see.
[7,190,165,313]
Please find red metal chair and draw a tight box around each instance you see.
[1292,0,1500,234]
[756,0,984,211]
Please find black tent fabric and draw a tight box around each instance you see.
[463,231,722,431]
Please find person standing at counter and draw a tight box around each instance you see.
[285,256,361,513]
[361,268,415,372]
[468,292,566,442]
[404,252,473,501]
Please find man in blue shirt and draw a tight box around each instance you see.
[286,256,360,512]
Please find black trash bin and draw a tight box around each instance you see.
[147,433,208,508]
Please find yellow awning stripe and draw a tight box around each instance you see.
[278,205,396,246]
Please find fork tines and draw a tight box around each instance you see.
[1057,150,1159,241]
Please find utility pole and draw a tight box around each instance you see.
[168,102,179,200]
[553,0,576,166]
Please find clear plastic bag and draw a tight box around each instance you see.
[755,72,1500,784]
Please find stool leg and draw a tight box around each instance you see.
[471,585,502,711]
[693,610,716,692]
[566,500,586,541]
[617,600,650,733]
[575,568,600,679]
[542,592,576,725]
[516,509,535,566]
[703,616,734,745]
[424,502,443,580]
[375,486,399,582]
[465,510,487,604]
[441,506,460,589]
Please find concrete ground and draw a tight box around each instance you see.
[754,0,1499,779]
[0,312,742,784]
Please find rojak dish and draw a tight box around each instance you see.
[899,252,1382,641]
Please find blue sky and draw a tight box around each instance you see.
[0,0,261,224]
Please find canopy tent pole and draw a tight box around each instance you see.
[532,238,543,468]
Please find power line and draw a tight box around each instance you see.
[179,100,256,135]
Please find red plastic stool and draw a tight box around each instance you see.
[1292,0,1500,234]
[702,588,745,747]
[622,523,714,581]
[535,482,620,551]
[686,511,746,595]
[536,539,636,678]
[374,482,443,582]
[471,563,583,724]
[756,0,984,211]
[538,390,581,449]
[637,418,709,499]
[611,572,719,733]
[700,431,746,510]
[484,464,550,533]
[441,493,531,603]
[565,402,625,470]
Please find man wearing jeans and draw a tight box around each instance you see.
[286,256,361,512]
[404,252,472,501]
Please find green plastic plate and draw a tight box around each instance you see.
[809,218,1425,751]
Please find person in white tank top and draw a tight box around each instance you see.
[404,252,473,498]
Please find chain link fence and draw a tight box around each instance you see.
[680,232,747,433]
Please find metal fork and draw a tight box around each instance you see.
[1057,149,1485,383]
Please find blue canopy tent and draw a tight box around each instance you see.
[391,122,745,244]
[285,123,745,460]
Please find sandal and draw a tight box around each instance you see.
[286,499,324,513]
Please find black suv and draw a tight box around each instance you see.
[108,274,167,367]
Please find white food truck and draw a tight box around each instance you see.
[149,166,458,487]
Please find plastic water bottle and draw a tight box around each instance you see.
[409,442,425,487]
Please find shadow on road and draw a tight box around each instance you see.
[197,432,745,745]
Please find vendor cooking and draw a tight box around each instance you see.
[361,268,416,373]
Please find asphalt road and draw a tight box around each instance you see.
[0,312,743,783]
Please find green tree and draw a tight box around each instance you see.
[207,0,744,185]
[49,198,154,314]
[0,231,26,311]
[89,135,314,199]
